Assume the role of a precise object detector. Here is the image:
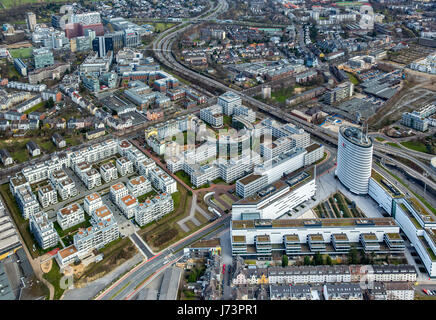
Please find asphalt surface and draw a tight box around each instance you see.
[130,233,153,258]
[96,215,230,300]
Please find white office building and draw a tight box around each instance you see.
[200,105,223,128]
[218,91,242,115]
[254,148,306,184]
[232,167,316,220]
[336,126,373,195]
[231,217,402,257]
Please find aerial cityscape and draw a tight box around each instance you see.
[0,0,435,304]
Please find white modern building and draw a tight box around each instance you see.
[149,166,178,194]
[84,192,103,215]
[200,105,223,128]
[100,161,118,183]
[127,175,152,197]
[15,186,40,220]
[231,217,402,257]
[336,126,373,195]
[37,183,58,208]
[135,193,174,226]
[116,156,134,176]
[29,211,59,250]
[232,167,316,220]
[109,182,129,206]
[57,203,85,230]
[119,194,139,219]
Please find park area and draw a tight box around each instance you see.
[313,192,366,219]
[0,0,70,9]
[9,47,33,59]
[138,183,193,251]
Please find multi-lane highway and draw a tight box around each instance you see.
[95,215,231,300]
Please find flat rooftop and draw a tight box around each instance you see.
[232,217,398,230]
[236,166,314,206]
[371,170,403,198]
[237,174,264,186]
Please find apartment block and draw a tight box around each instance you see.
[37,183,58,208]
[56,177,77,201]
[119,194,138,219]
[127,175,152,197]
[15,186,40,220]
[74,207,118,252]
[84,192,103,215]
[57,203,85,230]
[116,156,134,176]
[149,166,177,194]
[29,211,59,250]
[138,157,156,177]
[135,193,174,226]
[83,168,102,189]
[109,182,129,206]
[100,161,118,183]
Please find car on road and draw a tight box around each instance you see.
[222,264,226,274]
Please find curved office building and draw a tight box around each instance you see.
[336,126,373,195]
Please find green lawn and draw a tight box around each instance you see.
[223,115,232,127]
[174,171,194,188]
[9,47,33,59]
[271,87,295,104]
[386,142,400,148]
[10,149,29,163]
[150,22,176,32]
[39,140,56,153]
[137,190,157,203]
[23,101,45,114]
[43,261,65,300]
[346,72,360,85]
[65,136,83,147]
[375,137,386,142]
[400,141,429,153]
[1,0,68,9]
